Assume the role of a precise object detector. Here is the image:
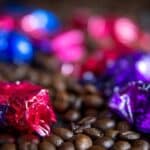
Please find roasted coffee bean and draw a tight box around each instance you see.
[98,109,114,118]
[94,118,115,130]
[45,134,63,147]
[131,140,149,150]
[18,141,38,150]
[83,128,103,138]
[0,143,16,150]
[78,116,96,125]
[94,137,114,149]
[17,135,39,150]
[83,95,103,108]
[83,84,98,94]
[58,142,75,150]
[53,128,73,140]
[75,134,93,150]
[64,109,80,121]
[88,145,106,150]
[84,109,98,116]
[75,124,91,134]
[117,121,131,132]
[71,98,82,109]
[105,129,119,139]
[53,92,70,112]
[0,134,15,144]
[119,131,140,140]
[39,141,56,150]
[113,141,131,150]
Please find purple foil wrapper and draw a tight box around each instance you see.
[109,81,150,133]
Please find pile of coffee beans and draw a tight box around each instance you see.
[0,54,149,150]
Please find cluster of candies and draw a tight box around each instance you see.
[0,8,150,135]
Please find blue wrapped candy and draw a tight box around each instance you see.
[0,31,33,64]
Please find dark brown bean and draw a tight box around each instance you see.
[17,135,39,150]
[98,110,114,118]
[94,118,115,130]
[83,128,103,138]
[88,145,106,150]
[119,131,140,140]
[64,109,80,121]
[0,143,16,150]
[94,137,114,149]
[53,128,73,140]
[0,134,15,144]
[39,141,56,150]
[75,134,93,150]
[113,141,131,150]
[117,121,131,132]
[78,116,96,125]
[131,140,149,150]
[83,95,103,108]
[45,134,63,147]
[75,124,91,134]
[83,84,97,94]
[84,109,98,116]
[58,142,75,150]
[105,129,119,139]
[53,92,70,112]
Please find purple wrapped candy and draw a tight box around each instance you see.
[103,52,150,97]
[109,81,150,133]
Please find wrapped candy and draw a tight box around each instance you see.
[109,81,150,133]
[0,81,56,137]
[0,31,33,64]
[106,52,150,83]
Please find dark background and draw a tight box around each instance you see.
[1,0,150,30]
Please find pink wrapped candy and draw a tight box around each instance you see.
[0,81,56,137]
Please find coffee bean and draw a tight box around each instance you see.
[113,141,131,150]
[131,140,149,150]
[1,143,16,150]
[105,129,119,139]
[98,110,114,118]
[78,116,96,125]
[71,98,82,110]
[75,134,93,150]
[0,134,15,144]
[94,118,115,130]
[39,141,56,150]
[53,92,70,112]
[83,84,97,94]
[119,131,140,140]
[83,95,103,108]
[18,141,38,150]
[58,142,75,150]
[64,109,80,121]
[17,135,39,150]
[75,124,91,134]
[94,137,114,149]
[45,134,63,147]
[88,145,106,150]
[53,128,73,140]
[83,128,103,138]
[84,109,98,116]
[117,121,130,132]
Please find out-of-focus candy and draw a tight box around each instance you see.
[71,9,90,30]
[0,31,33,64]
[0,81,56,137]
[21,9,61,38]
[51,29,85,62]
[109,81,150,133]
[87,16,139,49]
[10,32,33,64]
[106,52,150,86]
